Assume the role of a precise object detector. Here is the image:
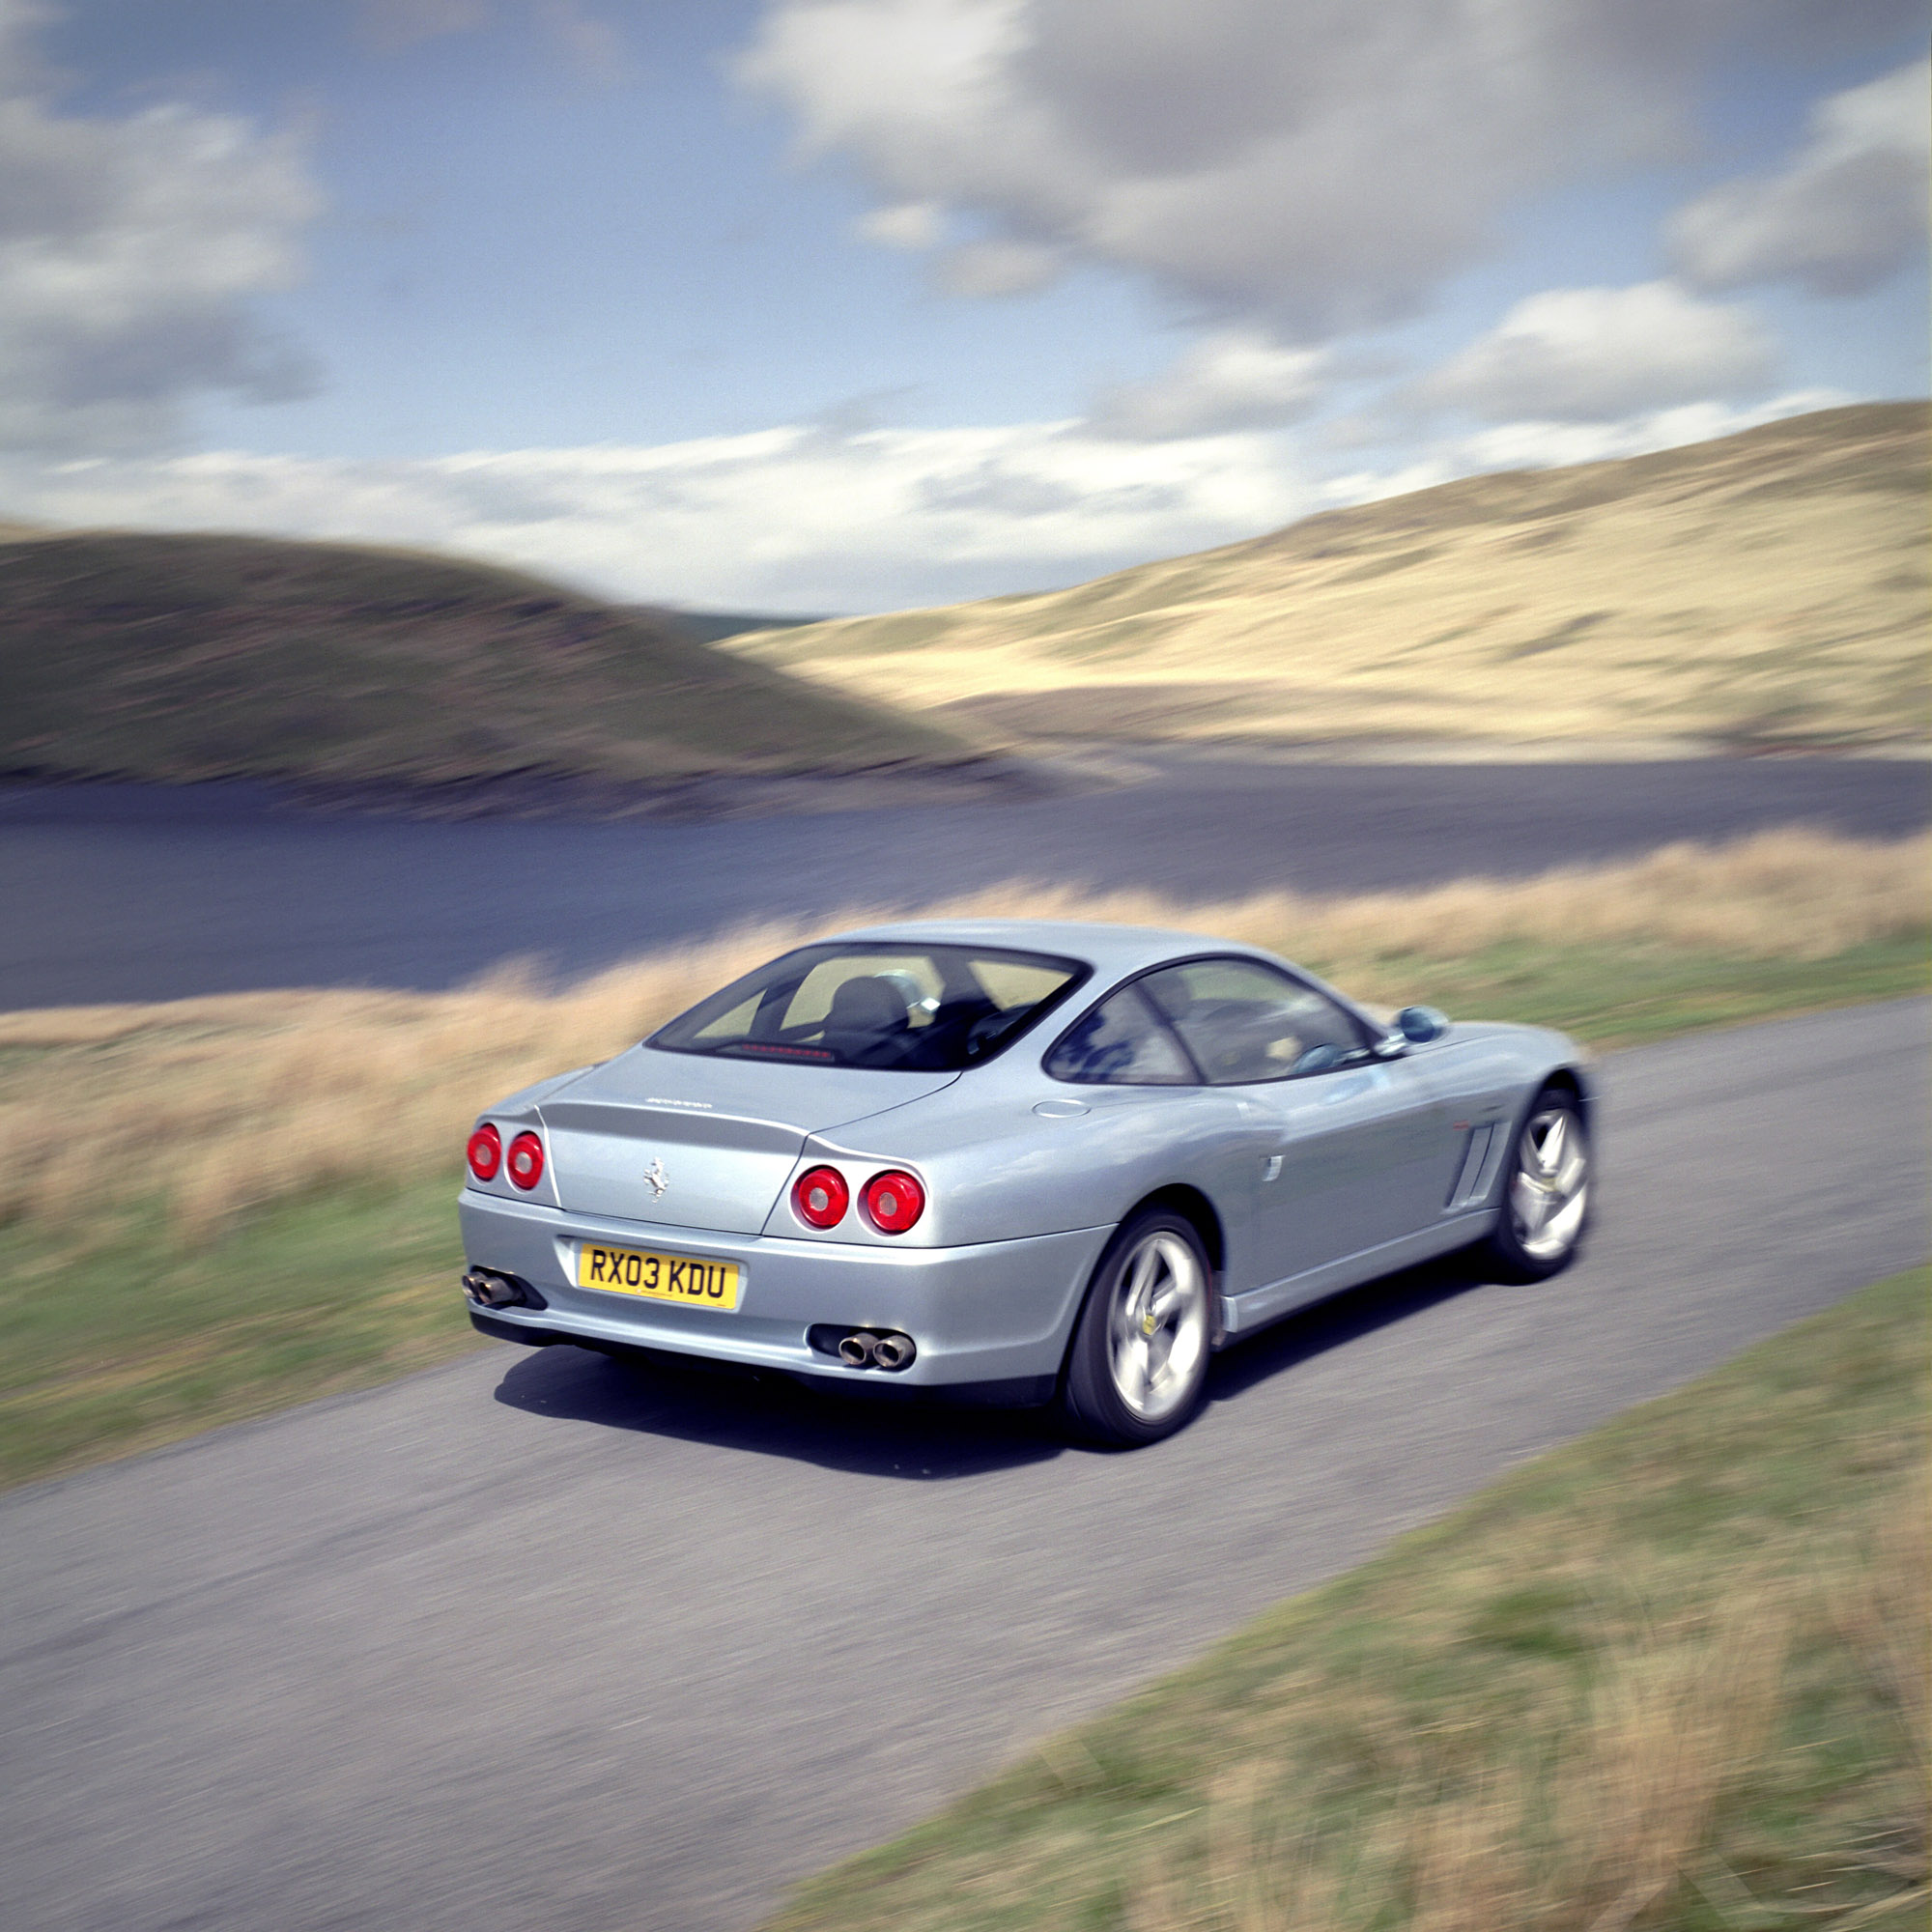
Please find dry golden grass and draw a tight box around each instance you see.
[1832,1463,1932,1787]
[2,826,1924,1246]
[0,944,750,1245]
[727,404,1930,754]
[765,1269,1930,1932]
[1114,1484,1929,1932]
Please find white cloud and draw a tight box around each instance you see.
[3,374,1873,613]
[737,0,1921,339]
[5,385,1856,614]
[0,420,1315,611]
[932,236,1061,296]
[1414,282,1778,423]
[1669,59,1930,297]
[1090,331,1327,439]
[0,1,323,455]
[1384,388,1851,486]
[855,200,944,247]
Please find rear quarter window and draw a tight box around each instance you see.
[1044,985,1196,1086]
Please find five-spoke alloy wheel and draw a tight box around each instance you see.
[1063,1209,1212,1447]
[1482,1083,1590,1282]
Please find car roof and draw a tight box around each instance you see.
[822,917,1284,982]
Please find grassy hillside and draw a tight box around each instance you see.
[726,403,1930,754]
[0,531,964,792]
[644,607,833,647]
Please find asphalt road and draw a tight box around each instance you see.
[4,999,1926,1932]
[2,757,1924,1005]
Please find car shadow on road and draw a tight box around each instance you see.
[1206,1249,1498,1406]
[491,1342,1066,1480]
[489,1249,1499,1478]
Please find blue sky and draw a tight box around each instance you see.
[1,0,1924,611]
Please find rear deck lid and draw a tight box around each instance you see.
[537,1045,957,1233]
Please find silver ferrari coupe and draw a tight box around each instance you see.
[459,920,1591,1445]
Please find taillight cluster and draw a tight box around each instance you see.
[793,1165,849,1228]
[506,1131,544,1189]
[790,1163,925,1235]
[863,1171,923,1235]
[467,1122,545,1191]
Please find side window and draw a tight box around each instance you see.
[1043,986,1196,1086]
[1140,958,1368,1086]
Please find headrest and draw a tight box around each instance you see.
[824,976,910,1034]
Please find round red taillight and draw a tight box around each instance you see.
[466,1123,501,1182]
[792,1164,849,1230]
[862,1169,924,1235]
[506,1130,545,1191]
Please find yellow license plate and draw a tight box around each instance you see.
[578,1242,740,1310]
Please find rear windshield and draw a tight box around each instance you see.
[648,943,1091,1072]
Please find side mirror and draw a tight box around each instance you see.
[1394,1005,1449,1044]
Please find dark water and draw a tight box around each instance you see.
[3,758,1924,1009]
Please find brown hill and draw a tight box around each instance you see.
[725,403,1930,755]
[0,531,966,799]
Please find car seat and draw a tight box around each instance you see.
[822,976,912,1039]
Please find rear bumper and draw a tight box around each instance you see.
[458,1187,1111,1389]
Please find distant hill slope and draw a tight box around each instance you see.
[641,608,834,648]
[726,403,1930,754]
[0,532,963,794]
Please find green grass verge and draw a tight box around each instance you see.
[1344,933,1931,1050]
[0,1179,463,1488]
[1,941,1923,1492]
[763,1268,1931,1931]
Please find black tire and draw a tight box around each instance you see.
[1480,1082,1591,1284]
[1061,1208,1213,1447]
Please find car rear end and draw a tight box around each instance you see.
[457,939,1112,1398]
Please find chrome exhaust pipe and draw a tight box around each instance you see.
[464,1269,518,1309]
[837,1331,877,1368]
[870,1332,916,1372]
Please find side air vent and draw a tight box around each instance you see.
[1447,1123,1508,1210]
